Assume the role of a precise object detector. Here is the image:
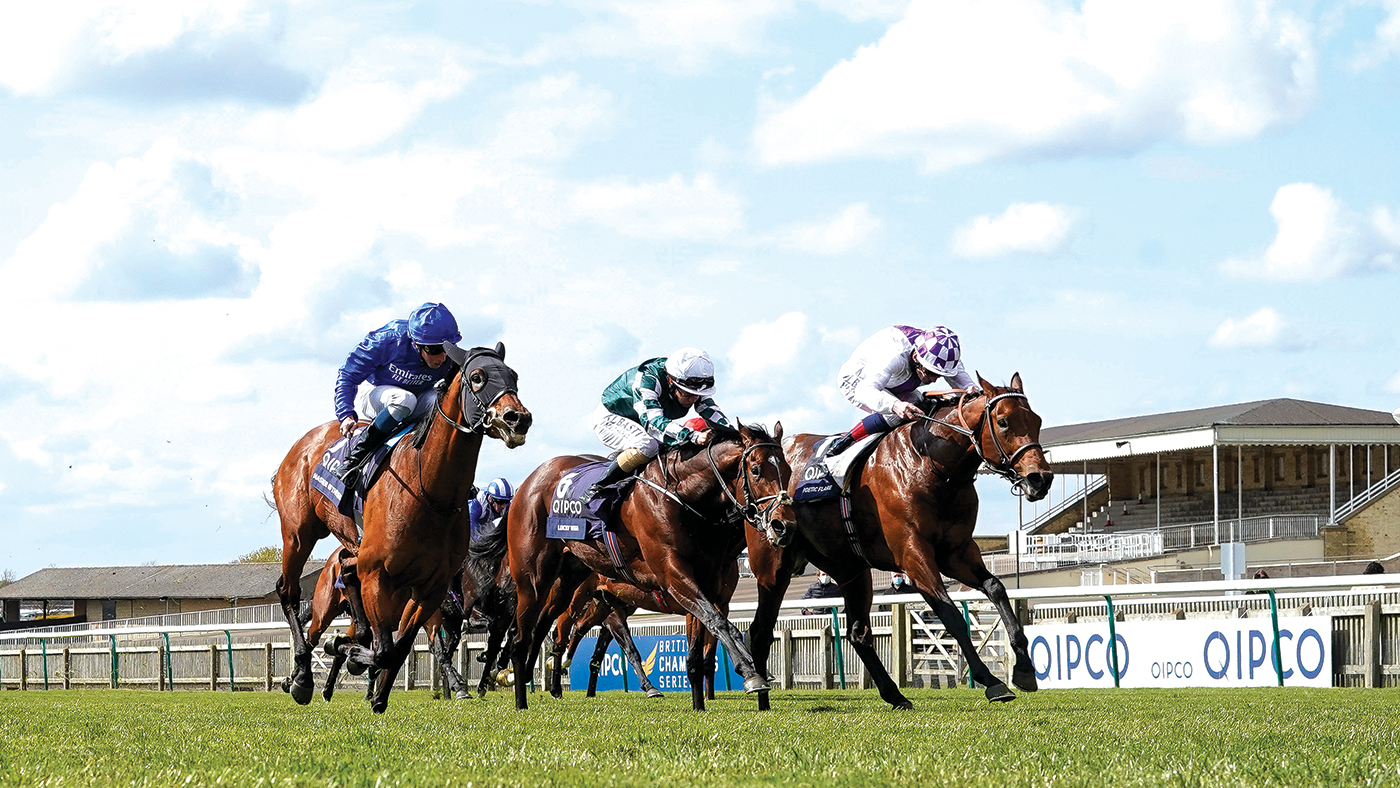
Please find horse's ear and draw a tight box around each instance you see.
[494,341,505,360]
[773,421,784,443]
[1010,372,1023,392]
[976,372,996,393]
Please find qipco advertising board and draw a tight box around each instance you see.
[569,634,744,693]
[1025,616,1332,688]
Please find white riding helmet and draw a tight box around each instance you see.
[665,347,716,396]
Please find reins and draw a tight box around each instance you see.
[705,439,793,532]
[385,350,516,517]
[917,390,1043,496]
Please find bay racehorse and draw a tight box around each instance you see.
[769,374,1052,709]
[275,343,530,709]
[508,423,794,711]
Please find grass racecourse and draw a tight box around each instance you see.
[2,687,1400,787]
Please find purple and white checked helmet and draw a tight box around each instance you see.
[913,326,963,376]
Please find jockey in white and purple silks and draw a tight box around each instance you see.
[331,302,464,490]
[818,325,979,462]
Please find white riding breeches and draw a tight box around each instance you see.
[356,385,438,423]
[590,404,660,458]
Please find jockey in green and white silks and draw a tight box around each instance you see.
[819,325,979,461]
[585,347,733,497]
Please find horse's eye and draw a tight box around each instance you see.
[997,418,1009,430]
[750,462,762,474]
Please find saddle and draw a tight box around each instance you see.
[309,422,416,536]
[793,433,883,503]
[545,461,632,540]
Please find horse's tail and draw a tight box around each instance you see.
[263,474,278,513]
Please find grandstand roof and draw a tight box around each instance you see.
[1042,398,1400,464]
[0,562,321,601]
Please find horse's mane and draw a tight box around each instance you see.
[410,360,462,450]
[655,421,770,463]
[467,519,508,587]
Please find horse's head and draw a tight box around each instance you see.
[458,342,532,448]
[971,372,1052,501]
[718,422,796,546]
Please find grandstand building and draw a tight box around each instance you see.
[988,398,1400,586]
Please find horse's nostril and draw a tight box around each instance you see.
[503,411,520,425]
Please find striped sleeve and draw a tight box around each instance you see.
[697,398,732,429]
[630,369,693,447]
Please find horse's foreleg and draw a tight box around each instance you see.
[835,569,912,710]
[366,599,437,714]
[278,539,320,704]
[903,552,1013,702]
[586,627,613,698]
[747,540,798,711]
[685,614,707,711]
[603,609,662,698]
[661,570,768,694]
[942,546,1035,693]
[703,631,717,701]
[433,613,470,700]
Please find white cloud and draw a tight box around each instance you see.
[1208,307,1293,350]
[772,203,881,254]
[244,40,471,152]
[535,0,793,73]
[0,1,266,96]
[1385,370,1400,395]
[1222,183,1400,280]
[570,174,744,240]
[728,311,809,381]
[813,0,911,22]
[755,0,1315,171]
[1350,0,1400,70]
[952,202,1079,258]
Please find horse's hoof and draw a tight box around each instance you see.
[290,680,315,706]
[891,699,915,711]
[280,677,291,694]
[1013,668,1039,693]
[454,690,471,701]
[322,687,335,702]
[984,683,1015,703]
[742,676,771,694]
[346,662,368,677]
[645,689,664,699]
[371,700,388,714]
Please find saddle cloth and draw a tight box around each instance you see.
[792,434,882,503]
[309,423,415,534]
[545,461,620,540]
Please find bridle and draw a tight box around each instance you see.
[921,391,1042,497]
[705,438,794,537]
[386,349,518,517]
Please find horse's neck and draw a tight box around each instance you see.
[656,441,737,508]
[896,416,982,484]
[414,381,484,510]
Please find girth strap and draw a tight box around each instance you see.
[600,529,640,588]
[838,494,868,563]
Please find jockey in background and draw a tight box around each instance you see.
[331,302,464,490]
[469,477,513,542]
[585,347,734,498]
[817,325,979,462]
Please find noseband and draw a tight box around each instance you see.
[705,440,793,536]
[924,392,1042,497]
[388,349,519,517]
[434,349,518,436]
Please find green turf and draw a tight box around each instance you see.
[1,687,1398,787]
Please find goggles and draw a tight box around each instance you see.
[417,344,446,356]
[674,377,714,393]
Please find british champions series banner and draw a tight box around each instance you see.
[1026,616,1332,688]
[569,634,744,693]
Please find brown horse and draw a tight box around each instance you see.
[277,344,530,710]
[769,374,1052,709]
[508,423,794,711]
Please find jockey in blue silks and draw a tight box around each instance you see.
[469,477,513,541]
[331,302,463,489]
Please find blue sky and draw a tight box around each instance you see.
[1,0,1398,578]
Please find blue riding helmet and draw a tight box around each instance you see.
[407,302,462,345]
[483,477,514,501]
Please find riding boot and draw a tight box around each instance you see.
[335,409,401,491]
[583,460,631,500]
